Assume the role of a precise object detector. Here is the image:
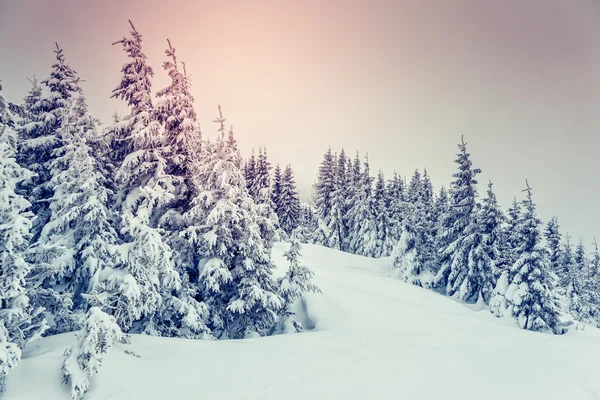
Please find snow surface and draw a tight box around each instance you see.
[7,243,600,400]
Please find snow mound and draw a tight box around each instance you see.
[7,243,600,400]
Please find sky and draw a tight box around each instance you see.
[1,0,600,245]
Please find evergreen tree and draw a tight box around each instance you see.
[27,102,120,334]
[312,148,337,246]
[17,44,82,239]
[544,217,563,285]
[276,165,302,236]
[372,170,392,257]
[181,115,282,339]
[250,147,280,245]
[385,172,406,250]
[109,22,186,336]
[62,307,127,400]
[274,233,321,334]
[0,83,46,388]
[155,38,200,172]
[504,197,522,267]
[271,163,282,213]
[435,136,482,293]
[489,181,560,333]
[245,150,257,195]
[351,156,378,256]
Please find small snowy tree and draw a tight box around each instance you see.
[62,307,127,400]
[372,170,392,258]
[275,234,321,334]
[489,181,560,333]
[545,218,563,284]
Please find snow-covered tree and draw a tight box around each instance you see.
[312,148,336,246]
[372,170,392,257]
[249,147,280,245]
[62,307,127,400]
[346,155,377,256]
[274,233,321,334]
[385,172,406,249]
[435,136,482,293]
[0,84,46,394]
[271,164,282,212]
[276,165,302,236]
[181,117,282,339]
[17,44,82,239]
[392,170,439,288]
[109,22,185,335]
[155,38,200,171]
[489,181,560,333]
[27,102,119,334]
[544,217,563,286]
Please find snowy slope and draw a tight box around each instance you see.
[8,243,600,400]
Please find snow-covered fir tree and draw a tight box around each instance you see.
[544,217,563,286]
[249,147,280,245]
[372,170,392,257]
[155,38,199,173]
[385,172,406,251]
[276,165,302,236]
[0,82,46,391]
[181,113,282,339]
[271,163,282,213]
[62,307,127,400]
[274,233,320,334]
[489,181,561,333]
[27,101,120,334]
[17,44,82,240]
[312,148,337,246]
[346,155,377,256]
[392,170,437,288]
[109,22,187,336]
[434,136,482,294]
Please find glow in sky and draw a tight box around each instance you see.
[1,0,600,243]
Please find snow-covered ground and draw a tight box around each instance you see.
[8,243,600,400]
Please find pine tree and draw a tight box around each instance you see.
[385,172,406,250]
[435,136,482,293]
[346,155,377,256]
[109,22,185,335]
[181,114,282,339]
[17,44,83,239]
[274,233,321,334]
[372,170,392,257]
[271,164,282,213]
[155,38,200,172]
[62,307,127,400]
[276,165,302,236]
[392,170,438,288]
[312,148,336,246]
[245,150,257,195]
[504,197,522,267]
[0,82,46,389]
[250,147,280,245]
[27,102,120,334]
[544,217,563,286]
[489,181,560,333]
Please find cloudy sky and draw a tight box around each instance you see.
[1,0,600,244]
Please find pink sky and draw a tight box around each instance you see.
[2,0,600,243]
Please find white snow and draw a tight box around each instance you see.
[7,243,600,400]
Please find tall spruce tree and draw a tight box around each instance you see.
[372,170,392,257]
[346,155,377,256]
[17,44,82,239]
[489,181,560,333]
[435,136,482,293]
[27,101,119,334]
[109,22,184,335]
